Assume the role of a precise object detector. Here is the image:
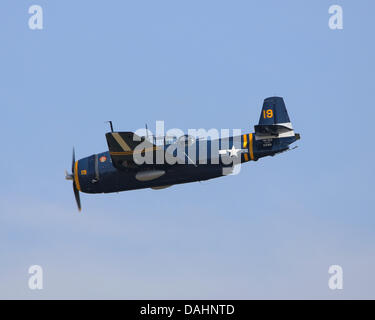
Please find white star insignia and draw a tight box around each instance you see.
[219,146,244,158]
[229,145,241,157]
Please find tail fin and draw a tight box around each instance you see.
[259,97,290,125]
[251,96,300,159]
[254,97,294,136]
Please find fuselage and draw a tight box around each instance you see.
[74,132,298,194]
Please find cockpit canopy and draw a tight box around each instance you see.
[177,134,195,146]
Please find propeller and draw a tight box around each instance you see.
[65,148,82,211]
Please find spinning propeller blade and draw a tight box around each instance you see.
[73,182,81,211]
[66,148,82,212]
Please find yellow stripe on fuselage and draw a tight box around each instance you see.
[249,133,254,160]
[243,134,248,148]
[74,161,81,191]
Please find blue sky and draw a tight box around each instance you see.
[1,0,375,299]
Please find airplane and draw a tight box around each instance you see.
[65,97,300,211]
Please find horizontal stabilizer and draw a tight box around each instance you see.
[254,123,293,136]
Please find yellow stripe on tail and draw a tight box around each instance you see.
[249,133,254,160]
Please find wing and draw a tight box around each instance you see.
[105,132,160,169]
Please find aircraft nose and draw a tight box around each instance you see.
[75,155,98,193]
